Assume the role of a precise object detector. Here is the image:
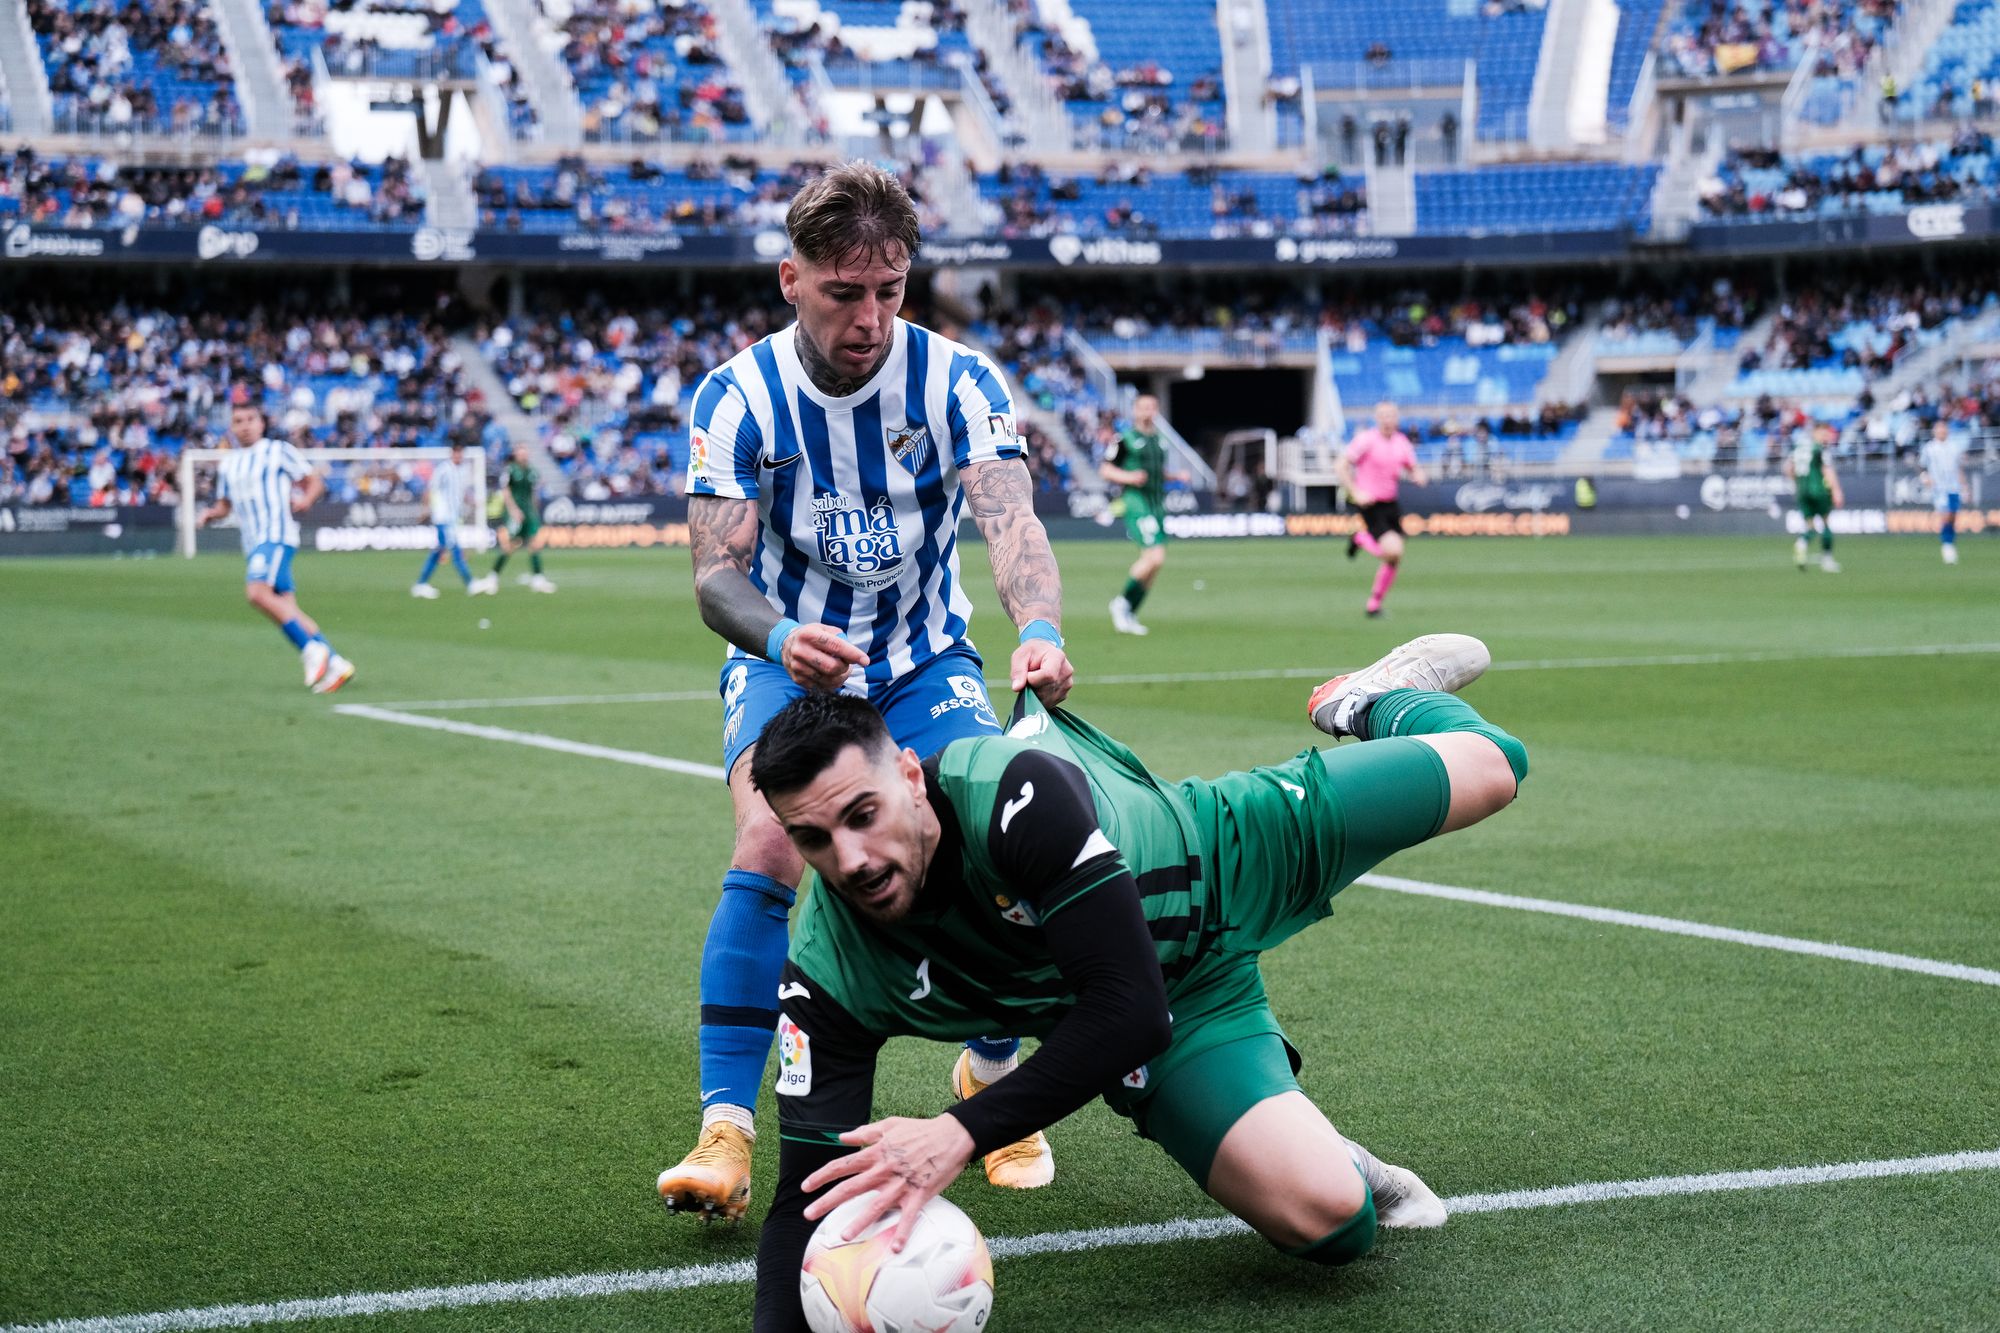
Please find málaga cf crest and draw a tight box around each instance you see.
[888,424,932,476]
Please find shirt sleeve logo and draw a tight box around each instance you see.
[775,1014,812,1096]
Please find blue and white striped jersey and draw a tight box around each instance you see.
[687,319,1023,688]
[217,438,312,553]
[428,457,467,525]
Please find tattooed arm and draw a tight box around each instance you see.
[961,457,1073,704]
[689,495,861,690]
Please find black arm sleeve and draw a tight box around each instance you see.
[942,749,1174,1156]
[753,965,884,1333]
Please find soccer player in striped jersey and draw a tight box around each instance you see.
[1919,420,1968,566]
[197,394,355,693]
[745,634,1526,1329]
[657,161,1075,1222]
[411,440,477,598]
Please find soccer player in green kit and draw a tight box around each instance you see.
[1784,423,1844,574]
[746,633,1529,1330]
[471,442,555,594]
[1103,394,1186,636]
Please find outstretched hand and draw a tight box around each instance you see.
[801,1114,976,1251]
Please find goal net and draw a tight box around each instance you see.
[176,447,489,558]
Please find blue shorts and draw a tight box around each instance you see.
[1935,492,1962,516]
[720,642,1001,779]
[434,523,460,549]
[245,543,296,594]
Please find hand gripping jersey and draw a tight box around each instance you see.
[685,320,1022,688]
[787,702,1211,1043]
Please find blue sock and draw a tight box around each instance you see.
[965,1036,1020,1063]
[280,619,311,650]
[451,548,473,583]
[697,870,796,1111]
[418,550,442,583]
[1942,520,1956,547]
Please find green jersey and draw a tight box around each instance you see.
[505,460,539,514]
[788,706,1209,1045]
[1790,439,1831,502]
[1108,428,1168,513]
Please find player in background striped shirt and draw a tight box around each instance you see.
[411,439,477,597]
[197,393,355,693]
[656,162,1074,1222]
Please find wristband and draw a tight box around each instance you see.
[1019,619,1064,648]
[766,618,803,664]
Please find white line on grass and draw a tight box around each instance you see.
[365,642,2000,711]
[11,1148,1997,1333]
[1355,874,2000,988]
[331,705,727,781]
[335,710,2000,987]
[364,690,719,711]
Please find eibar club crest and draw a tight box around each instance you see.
[887,423,932,476]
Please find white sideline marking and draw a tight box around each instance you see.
[1356,874,2000,988]
[364,642,2000,711]
[331,705,727,781]
[11,1148,1998,1333]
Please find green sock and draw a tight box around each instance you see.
[531,552,544,575]
[1361,688,1529,784]
[493,552,511,574]
[1123,577,1148,611]
[1821,529,1834,553]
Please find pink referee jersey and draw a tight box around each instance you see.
[1345,427,1418,503]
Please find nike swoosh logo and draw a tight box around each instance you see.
[762,448,802,469]
[699,1087,728,1101]
[1001,781,1034,832]
[777,981,810,1001]
[1279,781,1305,800]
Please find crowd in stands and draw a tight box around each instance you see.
[268,0,538,136]
[472,156,947,237]
[0,146,425,229]
[1003,0,1226,151]
[550,0,749,143]
[29,0,243,134]
[1701,133,1999,218]
[0,297,471,507]
[985,161,1366,239]
[1658,0,1898,79]
[1737,279,1985,375]
[1598,278,1759,348]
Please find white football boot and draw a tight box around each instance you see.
[1820,554,1841,573]
[312,654,356,695]
[301,639,331,689]
[1793,537,1808,570]
[1344,1138,1447,1228]
[468,573,499,595]
[1109,595,1149,636]
[528,574,557,594]
[410,582,440,599]
[1308,633,1491,739]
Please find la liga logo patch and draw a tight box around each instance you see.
[775,1014,812,1096]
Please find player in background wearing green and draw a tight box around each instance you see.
[1785,423,1843,573]
[1103,395,1186,636]
[471,443,554,594]
[748,633,1529,1330]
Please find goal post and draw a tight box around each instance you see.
[177,447,489,558]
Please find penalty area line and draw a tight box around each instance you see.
[362,642,2000,710]
[10,1148,1999,1333]
[1355,874,2000,988]
[334,707,2000,988]
[332,704,727,781]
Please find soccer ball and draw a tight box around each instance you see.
[800,1192,994,1333]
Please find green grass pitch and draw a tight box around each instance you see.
[3,535,1998,1331]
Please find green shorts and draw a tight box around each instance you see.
[1123,499,1168,549]
[1101,738,1453,1184]
[1797,491,1833,521]
[509,512,542,542]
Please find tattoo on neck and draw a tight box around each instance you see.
[796,325,885,398]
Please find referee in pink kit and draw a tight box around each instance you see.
[1336,401,1428,617]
